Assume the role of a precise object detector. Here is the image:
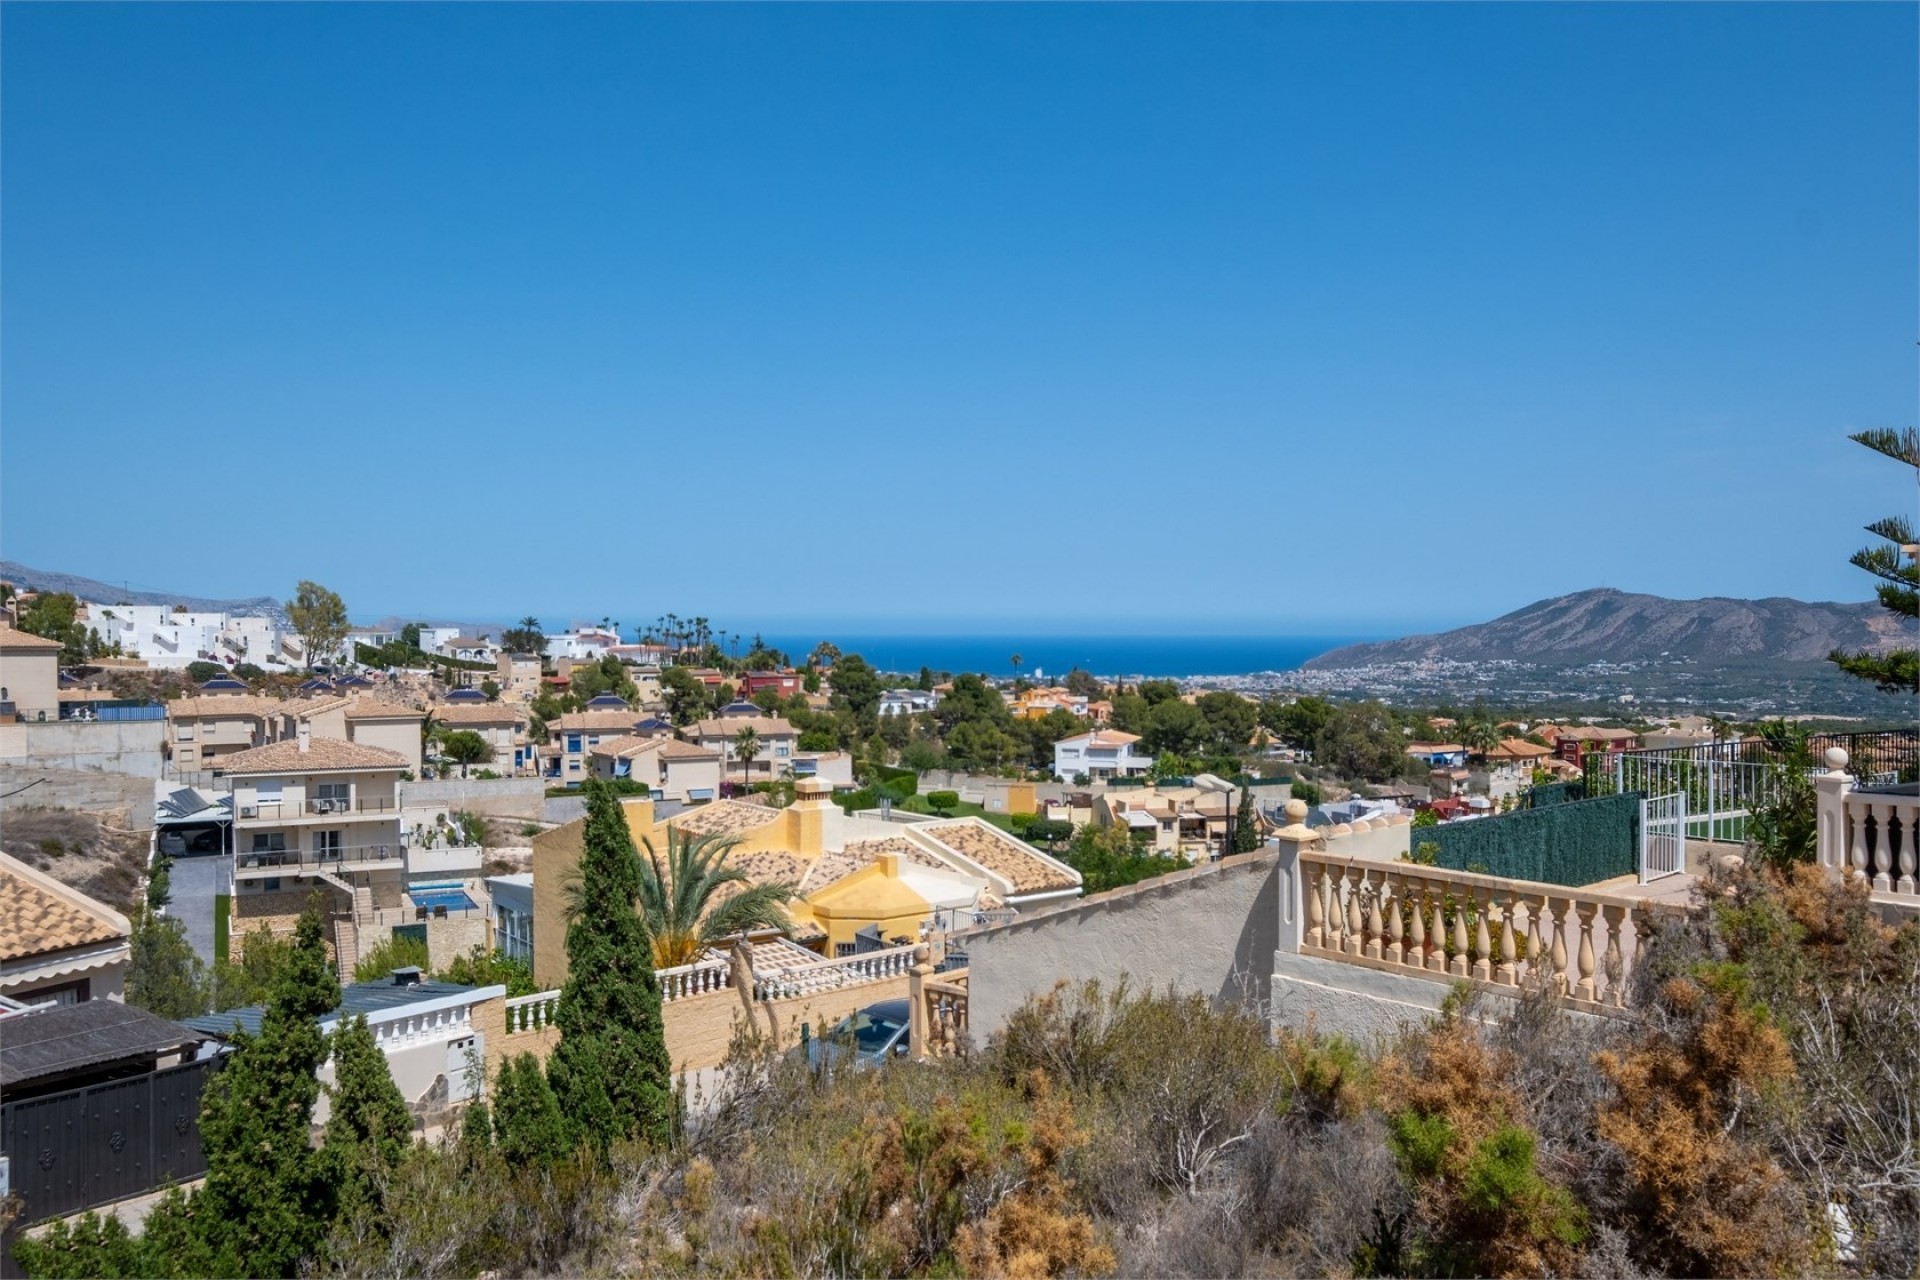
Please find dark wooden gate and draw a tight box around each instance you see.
[2,1057,217,1226]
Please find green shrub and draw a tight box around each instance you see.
[355,932,430,983]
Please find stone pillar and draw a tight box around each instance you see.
[908,943,934,1061]
[1814,747,1853,879]
[1272,799,1322,954]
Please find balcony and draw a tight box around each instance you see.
[234,797,398,823]
[236,843,406,878]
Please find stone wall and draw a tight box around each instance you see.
[960,849,1283,1040]
[400,777,549,821]
[232,887,346,944]
[0,720,166,781]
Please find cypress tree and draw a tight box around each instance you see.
[323,1013,415,1222]
[1830,428,1920,693]
[1232,785,1261,855]
[492,1052,572,1166]
[546,779,675,1150]
[126,909,209,1021]
[190,903,342,1277]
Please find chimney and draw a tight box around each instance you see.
[878,851,903,879]
[391,966,422,986]
[296,722,311,753]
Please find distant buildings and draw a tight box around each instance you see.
[1052,729,1153,784]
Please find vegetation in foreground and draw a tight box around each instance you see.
[20,852,1919,1279]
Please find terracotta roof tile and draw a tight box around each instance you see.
[919,820,1079,895]
[0,860,127,961]
[217,737,409,775]
[668,800,783,837]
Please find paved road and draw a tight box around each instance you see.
[165,853,233,966]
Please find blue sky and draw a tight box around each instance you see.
[2,3,1914,635]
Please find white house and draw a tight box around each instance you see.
[1053,729,1154,784]
[544,628,620,662]
[879,689,939,717]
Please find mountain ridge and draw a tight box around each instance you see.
[1,560,286,620]
[1303,588,1909,669]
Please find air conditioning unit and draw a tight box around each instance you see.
[240,806,258,819]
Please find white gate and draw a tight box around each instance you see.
[1640,791,1687,884]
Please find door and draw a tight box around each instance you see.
[1641,791,1687,883]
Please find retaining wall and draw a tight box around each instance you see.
[0,766,157,829]
[960,849,1282,1039]
[399,777,548,821]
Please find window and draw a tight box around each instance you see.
[835,942,857,958]
[176,725,195,741]
[313,830,343,860]
[263,877,282,892]
[566,734,582,753]
[22,979,89,1007]
[251,832,288,852]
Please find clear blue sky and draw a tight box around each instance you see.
[3,3,1914,635]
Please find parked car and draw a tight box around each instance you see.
[797,998,912,1068]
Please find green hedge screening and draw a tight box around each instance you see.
[1422,792,1639,886]
[1524,781,1586,809]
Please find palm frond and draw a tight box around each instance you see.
[698,880,797,948]
[1849,427,1920,469]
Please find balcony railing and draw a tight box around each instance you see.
[236,843,404,873]
[1815,752,1919,898]
[307,797,395,815]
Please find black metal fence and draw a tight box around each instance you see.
[1583,730,1920,794]
[2,1057,217,1227]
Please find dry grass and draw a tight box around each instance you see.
[0,805,149,914]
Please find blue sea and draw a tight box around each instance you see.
[746,634,1371,680]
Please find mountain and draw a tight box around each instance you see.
[1304,589,1909,669]
[1,560,286,620]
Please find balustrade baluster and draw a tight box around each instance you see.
[1470,887,1493,982]
[1496,890,1517,986]
[1351,867,1367,955]
[1405,877,1426,969]
[1527,894,1548,988]
[1850,802,1872,882]
[1602,904,1627,1008]
[1427,888,1447,973]
[1362,869,1383,960]
[1385,876,1405,966]
[1306,864,1326,949]
[1549,898,1570,995]
[1897,809,1917,896]
[1448,889,1470,978]
[1574,902,1598,1002]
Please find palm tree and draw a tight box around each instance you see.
[733,726,761,782]
[1461,717,1502,762]
[635,829,795,969]
[1011,652,1023,680]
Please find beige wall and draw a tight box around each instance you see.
[0,645,61,720]
[485,972,913,1077]
[350,718,424,774]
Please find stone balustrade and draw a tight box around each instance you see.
[920,970,970,1058]
[751,944,917,1001]
[504,989,560,1034]
[1816,749,1920,897]
[373,1002,475,1049]
[656,959,734,1003]
[1293,848,1673,1015]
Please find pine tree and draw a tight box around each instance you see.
[126,908,209,1021]
[323,1013,415,1223]
[189,903,342,1276]
[1830,427,1920,693]
[492,1052,572,1166]
[546,779,675,1151]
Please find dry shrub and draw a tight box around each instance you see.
[953,1073,1117,1279]
[1377,1010,1587,1278]
[1594,967,1808,1277]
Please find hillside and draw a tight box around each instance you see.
[1304,588,1909,669]
[0,560,285,619]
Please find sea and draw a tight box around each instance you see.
[746,634,1373,680]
